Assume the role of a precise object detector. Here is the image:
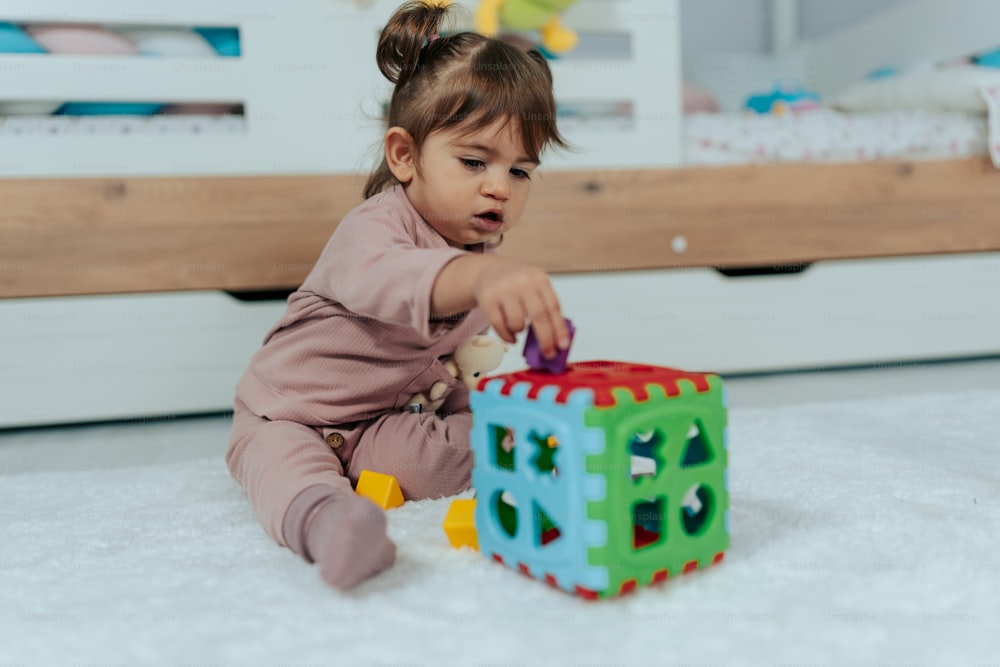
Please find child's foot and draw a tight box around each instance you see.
[309,492,396,589]
[286,486,397,590]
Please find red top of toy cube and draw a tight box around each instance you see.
[478,361,715,407]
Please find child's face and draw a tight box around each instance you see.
[406,119,538,248]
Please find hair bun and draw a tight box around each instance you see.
[376,1,451,86]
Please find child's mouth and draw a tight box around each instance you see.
[473,210,504,232]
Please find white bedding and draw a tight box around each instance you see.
[8,109,982,167]
[0,113,245,136]
[2,389,999,665]
[684,108,991,166]
[0,108,994,169]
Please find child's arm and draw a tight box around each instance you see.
[432,254,570,360]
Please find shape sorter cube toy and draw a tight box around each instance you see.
[469,360,729,599]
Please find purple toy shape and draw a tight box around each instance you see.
[523,317,575,373]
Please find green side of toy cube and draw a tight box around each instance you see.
[583,375,729,597]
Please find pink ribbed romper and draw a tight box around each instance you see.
[227,184,491,548]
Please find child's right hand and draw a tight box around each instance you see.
[472,258,570,360]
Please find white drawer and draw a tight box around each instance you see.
[4,252,999,428]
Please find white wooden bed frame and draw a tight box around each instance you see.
[2,0,1000,427]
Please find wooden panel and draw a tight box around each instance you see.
[3,158,1000,298]
[0,175,365,298]
[508,157,1000,272]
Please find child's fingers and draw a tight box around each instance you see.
[524,294,561,359]
[537,287,569,350]
[502,299,527,339]
[489,303,517,344]
[530,288,568,358]
[552,311,571,350]
[493,321,516,345]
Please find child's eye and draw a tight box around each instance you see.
[461,158,485,169]
[510,167,531,180]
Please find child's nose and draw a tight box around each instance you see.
[482,172,510,200]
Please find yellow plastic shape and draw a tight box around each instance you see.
[443,498,479,551]
[355,470,404,510]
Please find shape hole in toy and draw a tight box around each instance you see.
[681,484,714,537]
[493,489,519,538]
[533,501,562,548]
[490,424,515,471]
[529,430,558,478]
[632,497,665,550]
[680,420,713,468]
[629,429,665,482]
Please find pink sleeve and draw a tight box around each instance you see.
[302,207,469,340]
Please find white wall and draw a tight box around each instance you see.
[681,0,911,54]
[799,0,910,40]
[681,0,768,54]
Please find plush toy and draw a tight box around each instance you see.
[476,0,579,54]
[745,84,821,115]
[406,335,509,413]
[683,81,720,114]
[975,48,1000,69]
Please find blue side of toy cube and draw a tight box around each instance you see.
[470,380,611,593]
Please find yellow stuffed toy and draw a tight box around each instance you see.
[406,335,509,413]
[476,0,579,53]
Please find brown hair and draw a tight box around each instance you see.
[363,1,567,199]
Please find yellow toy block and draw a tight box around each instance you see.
[355,470,404,510]
[443,498,479,551]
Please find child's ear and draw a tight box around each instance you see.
[385,127,416,184]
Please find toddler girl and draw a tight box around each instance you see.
[227,0,571,590]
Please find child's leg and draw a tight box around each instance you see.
[228,398,395,589]
[228,397,352,543]
[346,411,473,500]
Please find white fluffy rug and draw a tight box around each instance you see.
[3,390,1000,666]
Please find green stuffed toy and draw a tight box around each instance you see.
[476,0,579,53]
